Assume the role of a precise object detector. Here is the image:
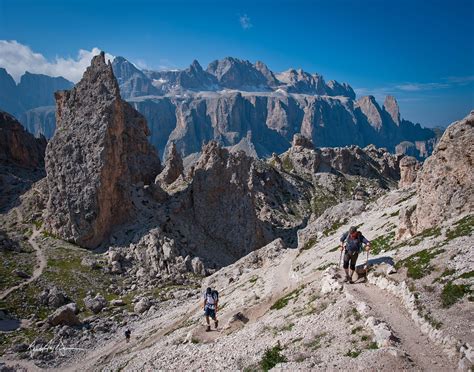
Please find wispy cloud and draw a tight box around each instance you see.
[239,14,253,30]
[355,75,474,100]
[445,75,474,84]
[394,82,449,91]
[133,59,151,70]
[354,86,396,102]
[0,40,113,83]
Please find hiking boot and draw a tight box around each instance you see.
[344,276,350,283]
[214,320,218,329]
[206,325,211,332]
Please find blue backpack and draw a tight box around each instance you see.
[345,231,363,252]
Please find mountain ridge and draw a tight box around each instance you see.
[0,55,438,161]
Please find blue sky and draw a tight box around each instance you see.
[0,0,473,127]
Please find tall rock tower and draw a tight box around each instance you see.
[44,52,161,248]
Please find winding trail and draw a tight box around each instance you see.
[61,248,302,371]
[193,248,301,345]
[345,282,455,371]
[0,209,47,301]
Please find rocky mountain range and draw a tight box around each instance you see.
[114,56,438,161]
[0,68,73,133]
[0,51,472,371]
[0,56,438,162]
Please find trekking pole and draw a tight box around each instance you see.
[338,248,343,268]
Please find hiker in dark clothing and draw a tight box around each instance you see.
[124,329,131,343]
[203,287,219,332]
[340,226,371,283]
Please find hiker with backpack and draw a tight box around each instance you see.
[203,287,219,332]
[124,328,131,343]
[340,226,371,283]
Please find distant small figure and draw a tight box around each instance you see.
[124,329,131,343]
[203,287,219,332]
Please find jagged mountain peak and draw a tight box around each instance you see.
[190,59,203,71]
[206,56,271,89]
[326,80,356,99]
[383,95,401,125]
[79,51,121,99]
[356,95,384,130]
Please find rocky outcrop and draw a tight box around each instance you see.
[397,204,417,240]
[356,96,383,131]
[398,156,420,188]
[39,287,69,309]
[396,138,437,160]
[0,110,46,168]
[134,297,152,314]
[292,133,314,149]
[84,294,108,314]
[48,303,80,326]
[317,144,401,181]
[190,141,267,258]
[44,52,161,248]
[155,142,184,186]
[383,96,400,125]
[412,111,474,233]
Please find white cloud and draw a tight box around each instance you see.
[0,40,114,83]
[394,82,449,91]
[239,14,253,30]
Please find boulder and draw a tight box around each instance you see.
[110,261,122,274]
[84,294,108,314]
[81,256,100,270]
[321,266,343,294]
[13,269,30,279]
[191,257,206,276]
[111,299,125,306]
[48,303,80,326]
[397,204,417,240]
[38,287,68,309]
[134,298,151,314]
[365,316,398,347]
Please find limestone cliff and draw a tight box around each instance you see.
[0,110,46,168]
[412,110,474,232]
[44,52,160,248]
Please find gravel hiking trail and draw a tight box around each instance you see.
[346,282,455,371]
[61,249,301,370]
[0,208,47,301]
